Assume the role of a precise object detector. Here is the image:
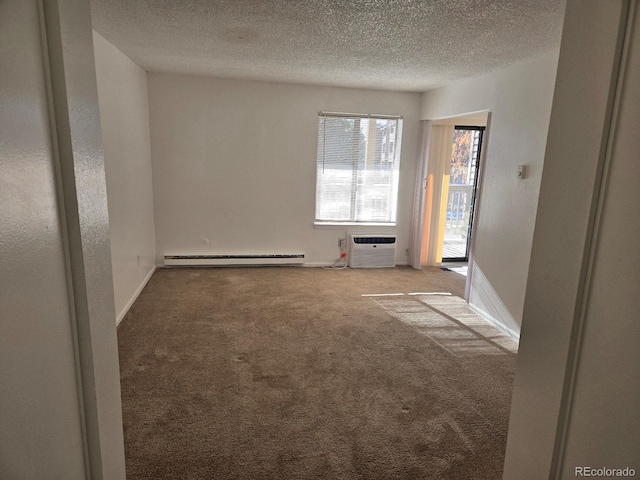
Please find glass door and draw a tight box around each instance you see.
[442,126,484,262]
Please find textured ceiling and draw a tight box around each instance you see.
[89,0,566,92]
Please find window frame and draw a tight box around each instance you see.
[314,111,403,226]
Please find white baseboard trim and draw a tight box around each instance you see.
[469,304,520,342]
[304,261,409,268]
[157,262,409,269]
[468,261,521,341]
[116,266,156,326]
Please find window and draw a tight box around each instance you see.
[315,112,403,224]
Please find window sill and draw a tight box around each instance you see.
[314,222,397,228]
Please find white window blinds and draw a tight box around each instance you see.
[315,113,403,224]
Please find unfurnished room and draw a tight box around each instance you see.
[1,1,639,479]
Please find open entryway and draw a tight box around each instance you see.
[442,126,484,262]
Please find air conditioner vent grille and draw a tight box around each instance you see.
[353,236,396,245]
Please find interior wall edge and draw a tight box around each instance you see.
[38,0,127,477]
[468,261,520,337]
[503,1,632,477]
[116,265,156,326]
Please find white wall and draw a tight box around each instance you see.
[93,31,156,323]
[1,0,126,477]
[147,74,421,266]
[420,51,560,332]
[561,3,640,469]
[504,1,640,477]
[0,1,86,476]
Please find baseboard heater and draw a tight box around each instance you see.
[164,254,305,267]
[348,235,396,268]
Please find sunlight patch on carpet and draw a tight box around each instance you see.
[373,296,517,356]
[360,293,405,297]
[407,292,452,296]
[417,295,519,353]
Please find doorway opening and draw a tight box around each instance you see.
[442,126,485,262]
[416,112,489,287]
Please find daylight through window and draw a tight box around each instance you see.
[315,113,403,224]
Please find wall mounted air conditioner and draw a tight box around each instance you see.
[348,235,396,268]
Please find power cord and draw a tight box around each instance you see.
[323,240,349,270]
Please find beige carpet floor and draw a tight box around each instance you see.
[117,266,517,479]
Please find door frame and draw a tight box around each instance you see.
[441,125,486,263]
